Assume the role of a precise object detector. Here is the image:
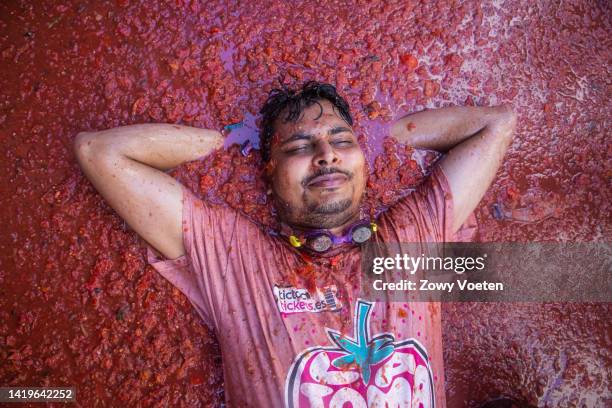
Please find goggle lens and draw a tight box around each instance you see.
[351,225,373,244]
[310,234,333,252]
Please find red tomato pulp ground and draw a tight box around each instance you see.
[0,1,609,406]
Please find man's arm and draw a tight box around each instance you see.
[73,124,222,259]
[390,105,517,234]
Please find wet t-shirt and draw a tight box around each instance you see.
[146,166,467,407]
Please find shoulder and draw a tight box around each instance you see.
[377,166,454,242]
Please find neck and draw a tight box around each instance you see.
[281,210,362,237]
[327,212,362,235]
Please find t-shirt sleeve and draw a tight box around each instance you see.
[145,184,227,329]
[146,245,212,327]
[385,165,455,242]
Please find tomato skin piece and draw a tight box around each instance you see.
[400,54,419,70]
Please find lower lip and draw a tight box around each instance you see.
[308,176,348,188]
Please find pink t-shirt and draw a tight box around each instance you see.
[147,166,462,407]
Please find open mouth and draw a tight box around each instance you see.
[307,173,348,188]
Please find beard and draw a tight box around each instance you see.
[272,169,366,230]
[274,189,357,230]
[308,197,352,214]
[273,192,357,229]
[302,197,354,228]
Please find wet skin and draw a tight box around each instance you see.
[267,99,368,234]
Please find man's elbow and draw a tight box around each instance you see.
[492,105,517,142]
[73,132,94,161]
[73,131,113,165]
[505,107,518,132]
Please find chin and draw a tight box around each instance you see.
[309,197,353,215]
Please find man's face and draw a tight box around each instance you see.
[267,99,367,230]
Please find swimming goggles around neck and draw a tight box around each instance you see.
[287,220,378,252]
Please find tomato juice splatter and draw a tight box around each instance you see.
[0,1,609,406]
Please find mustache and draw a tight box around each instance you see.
[302,167,353,186]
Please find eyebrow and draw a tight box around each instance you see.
[280,126,353,145]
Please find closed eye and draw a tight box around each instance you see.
[285,145,310,154]
[333,139,353,146]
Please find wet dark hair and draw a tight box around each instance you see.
[259,81,353,163]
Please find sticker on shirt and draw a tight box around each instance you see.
[285,300,435,408]
[273,285,342,314]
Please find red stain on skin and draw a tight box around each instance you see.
[270,131,284,147]
[264,158,278,177]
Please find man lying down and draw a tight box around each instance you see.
[74,81,516,407]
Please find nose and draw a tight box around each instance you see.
[312,140,339,167]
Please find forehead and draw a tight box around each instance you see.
[273,99,349,139]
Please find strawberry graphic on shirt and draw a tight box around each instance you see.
[285,300,435,407]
